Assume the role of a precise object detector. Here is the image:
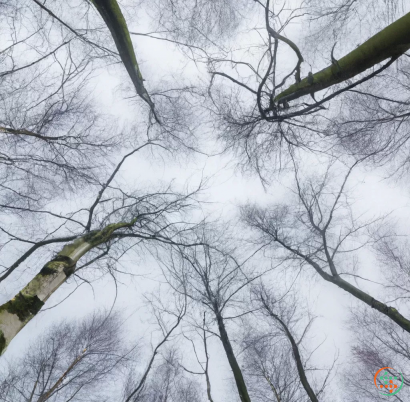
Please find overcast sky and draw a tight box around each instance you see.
[2,1,410,401]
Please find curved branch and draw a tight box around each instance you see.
[85,143,151,231]
[0,126,69,142]
[265,0,304,84]
[211,72,257,95]
[124,303,186,402]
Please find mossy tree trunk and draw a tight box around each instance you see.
[90,0,155,111]
[274,12,410,104]
[0,221,131,355]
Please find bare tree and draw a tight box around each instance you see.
[248,284,335,402]
[0,142,204,353]
[0,0,211,358]
[342,305,410,401]
[208,0,410,116]
[123,291,187,402]
[178,312,215,402]
[0,310,134,402]
[3,1,410,401]
[304,0,406,52]
[121,290,206,402]
[124,348,205,402]
[202,0,410,180]
[162,230,271,402]
[0,0,200,216]
[338,229,410,400]
[241,159,410,334]
[370,229,410,305]
[0,8,117,210]
[242,326,303,402]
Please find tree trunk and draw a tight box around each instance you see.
[298,253,410,335]
[38,349,87,402]
[275,12,410,104]
[264,374,281,402]
[203,313,214,402]
[0,222,126,355]
[90,0,155,110]
[330,275,410,334]
[215,311,252,402]
[263,308,318,402]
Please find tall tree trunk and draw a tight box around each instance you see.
[214,310,252,402]
[90,0,156,113]
[203,314,214,402]
[275,12,410,104]
[264,375,281,402]
[0,222,127,354]
[279,241,410,335]
[260,297,318,402]
[330,275,410,334]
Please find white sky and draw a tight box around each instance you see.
[2,1,410,401]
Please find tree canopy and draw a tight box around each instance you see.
[1,0,410,401]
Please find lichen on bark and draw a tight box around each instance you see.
[40,255,74,276]
[92,221,127,243]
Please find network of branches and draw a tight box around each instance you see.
[1,0,410,401]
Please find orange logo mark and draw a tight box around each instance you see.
[374,367,403,396]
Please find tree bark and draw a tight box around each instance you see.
[38,349,87,402]
[261,299,318,402]
[274,12,410,104]
[90,0,156,112]
[215,310,252,402]
[203,312,214,402]
[276,237,410,335]
[264,374,281,402]
[330,275,410,334]
[0,222,128,355]
[302,252,410,334]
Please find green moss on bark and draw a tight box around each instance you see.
[91,0,143,80]
[40,256,74,276]
[0,330,5,355]
[83,222,127,246]
[39,265,58,276]
[90,0,153,107]
[275,11,410,103]
[83,230,99,243]
[0,293,44,322]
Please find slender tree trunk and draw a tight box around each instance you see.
[264,375,281,402]
[261,299,318,402]
[38,349,87,402]
[275,12,410,103]
[0,222,127,354]
[278,237,410,335]
[90,0,155,111]
[330,275,410,334]
[297,252,410,335]
[203,312,214,402]
[214,310,252,402]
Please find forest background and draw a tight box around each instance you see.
[1,1,410,401]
